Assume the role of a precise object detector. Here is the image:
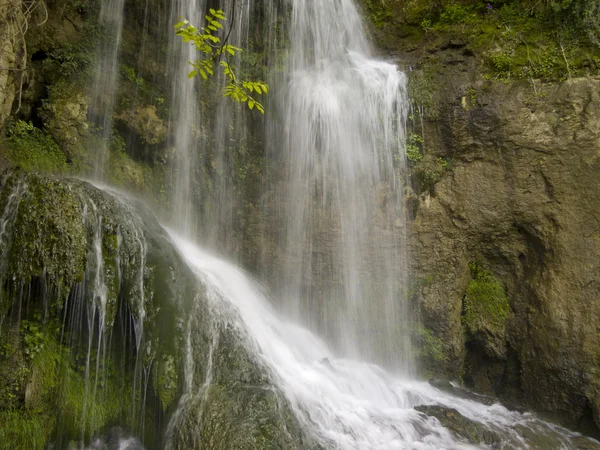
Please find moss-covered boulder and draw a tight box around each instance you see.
[0,170,308,449]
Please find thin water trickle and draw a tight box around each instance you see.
[167,0,207,237]
[89,0,126,180]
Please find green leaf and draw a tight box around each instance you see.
[174,21,185,28]
[248,100,255,110]
[188,70,197,78]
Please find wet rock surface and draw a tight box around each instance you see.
[405,58,600,433]
[0,171,308,449]
[415,405,502,447]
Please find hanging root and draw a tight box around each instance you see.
[0,0,48,115]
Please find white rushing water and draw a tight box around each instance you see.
[274,0,410,370]
[167,231,595,450]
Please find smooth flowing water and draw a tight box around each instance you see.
[274,0,410,369]
[166,231,596,450]
[167,0,206,237]
[43,0,598,447]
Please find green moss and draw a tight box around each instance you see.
[407,64,440,117]
[400,1,600,83]
[363,0,393,29]
[7,173,87,299]
[0,409,52,450]
[57,362,128,438]
[411,157,452,195]
[102,233,120,327]
[0,330,29,410]
[462,263,510,335]
[414,325,449,364]
[153,353,178,412]
[4,121,68,173]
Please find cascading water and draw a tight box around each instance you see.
[167,231,598,449]
[2,0,599,448]
[274,0,410,369]
[166,0,260,249]
[89,0,126,180]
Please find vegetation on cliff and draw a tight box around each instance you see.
[366,0,600,82]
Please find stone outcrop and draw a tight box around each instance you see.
[0,171,309,449]
[406,48,600,431]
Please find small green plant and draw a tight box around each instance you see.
[120,64,145,88]
[175,9,269,113]
[21,320,45,360]
[5,120,68,173]
[463,262,510,335]
[406,132,424,163]
[467,87,477,105]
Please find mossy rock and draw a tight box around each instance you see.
[0,171,313,449]
[1,171,87,306]
[169,383,310,450]
[462,262,511,359]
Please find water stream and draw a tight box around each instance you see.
[10,0,598,447]
[165,231,597,450]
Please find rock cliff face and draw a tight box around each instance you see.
[354,0,600,433]
[377,26,600,432]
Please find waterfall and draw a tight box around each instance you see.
[166,231,592,449]
[273,0,410,369]
[166,0,257,248]
[89,0,126,180]
[167,0,206,237]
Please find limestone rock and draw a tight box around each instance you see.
[116,105,168,146]
[408,75,600,430]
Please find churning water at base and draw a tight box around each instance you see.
[166,231,597,450]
